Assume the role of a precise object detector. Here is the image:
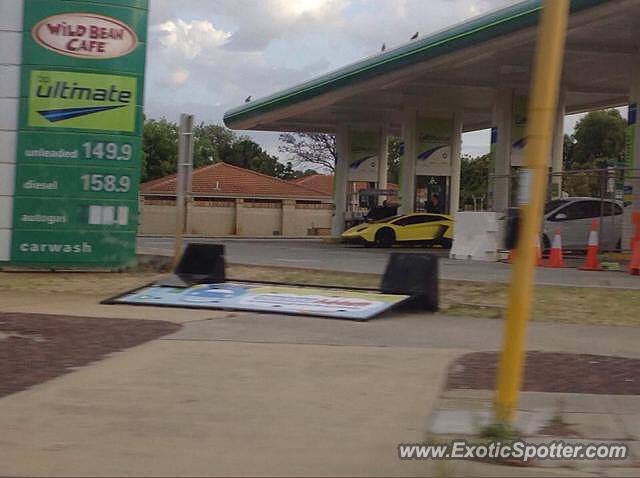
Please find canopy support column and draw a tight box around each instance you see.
[332,123,350,236]
[550,91,565,199]
[377,124,389,205]
[449,111,463,214]
[400,107,417,214]
[624,57,640,249]
[492,88,513,212]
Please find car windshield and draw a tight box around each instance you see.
[544,199,570,214]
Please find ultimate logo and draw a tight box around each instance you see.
[28,70,137,132]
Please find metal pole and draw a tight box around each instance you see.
[600,169,606,248]
[332,123,349,235]
[174,113,194,266]
[377,125,389,205]
[495,0,569,423]
[609,167,616,251]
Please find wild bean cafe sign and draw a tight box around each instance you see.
[32,13,138,59]
[0,0,149,268]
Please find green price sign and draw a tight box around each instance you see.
[13,197,138,232]
[15,164,139,200]
[9,0,148,267]
[11,230,136,265]
[17,131,141,166]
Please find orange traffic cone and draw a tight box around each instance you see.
[631,212,640,276]
[630,240,640,276]
[508,239,542,266]
[580,219,603,271]
[545,229,565,268]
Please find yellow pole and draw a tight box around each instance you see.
[495,0,570,423]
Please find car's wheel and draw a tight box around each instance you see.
[375,228,395,248]
[438,238,453,249]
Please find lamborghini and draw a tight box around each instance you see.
[341,213,454,248]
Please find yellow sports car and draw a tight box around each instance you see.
[341,213,454,248]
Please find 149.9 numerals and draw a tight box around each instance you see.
[82,142,132,161]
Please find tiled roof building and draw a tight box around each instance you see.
[141,162,331,199]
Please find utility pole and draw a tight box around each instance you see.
[175,113,194,266]
[494,0,569,423]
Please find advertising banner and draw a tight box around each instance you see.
[348,130,379,182]
[415,117,452,176]
[9,0,148,266]
[511,95,528,167]
[113,283,411,321]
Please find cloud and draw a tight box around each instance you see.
[144,0,522,156]
[218,0,350,52]
[154,19,231,59]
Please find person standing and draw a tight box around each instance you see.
[365,200,397,221]
[425,194,442,213]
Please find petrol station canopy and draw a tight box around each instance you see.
[224,0,640,135]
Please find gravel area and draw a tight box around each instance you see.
[446,351,640,395]
[0,313,181,398]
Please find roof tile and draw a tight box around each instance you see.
[291,175,398,196]
[140,162,331,199]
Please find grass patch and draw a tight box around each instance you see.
[1,264,638,327]
[230,265,640,327]
[0,271,161,296]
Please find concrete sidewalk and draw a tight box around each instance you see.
[2,289,640,476]
[429,389,640,476]
[0,337,459,476]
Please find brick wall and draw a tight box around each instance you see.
[139,197,332,237]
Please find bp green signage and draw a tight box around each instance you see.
[10,0,148,266]
[348,130,380,182]
[416,116,452,177]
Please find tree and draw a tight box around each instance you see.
[387,137,402,184]
[220,139,264,169]
[141,118,178,182]
[565,109,626,170]
[142,118,322,183]
[460,153,491,208]
[278,132,337,172]
[218,139,302,180]
[278,132,402,182]
[193,123,236,167]
[561,109,627,197]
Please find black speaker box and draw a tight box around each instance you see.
[505,207,520,251]
[157,243,225,287]
[380,253,438,311]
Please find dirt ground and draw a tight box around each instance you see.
[0,312,180,398]
[446,351,640,395]
[1,264,639,326]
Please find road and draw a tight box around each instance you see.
[137,237,640,289]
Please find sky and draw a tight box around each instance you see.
[143,0,597,165]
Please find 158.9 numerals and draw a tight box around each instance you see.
[80,174,131,193]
